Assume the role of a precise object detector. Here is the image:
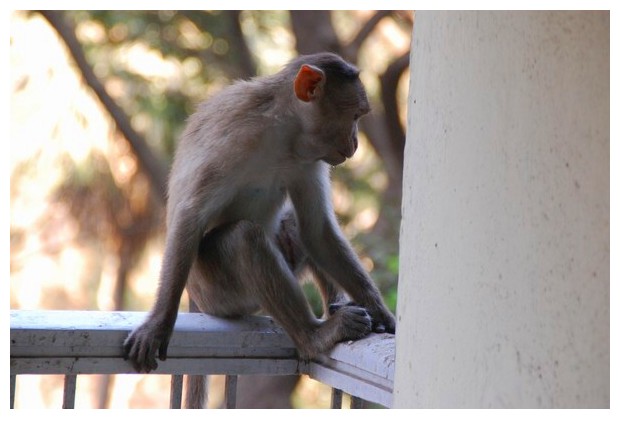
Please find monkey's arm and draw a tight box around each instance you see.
[124,186,230,372]
[288,164,395,334]
[122,208,205,372]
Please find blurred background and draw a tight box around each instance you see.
[9,10,412,408]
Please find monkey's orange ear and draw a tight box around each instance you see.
[294,65,325,102]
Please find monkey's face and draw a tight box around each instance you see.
[292,59,370,166]
[315,80,370,166]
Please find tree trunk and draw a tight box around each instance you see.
[289,11,341,54]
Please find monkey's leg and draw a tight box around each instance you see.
[307,263,351,318]
[187,224,263,318]
[192,220,372,359]
[275,208,348,318]
[244,221,372,358]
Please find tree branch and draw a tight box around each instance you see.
[39,10,168,204]
[359,115,402,193]
[177,11,256,80]
[379,51,410,161]
[289,11,342,54]
[343,11,392,61]
[223,11,256,79]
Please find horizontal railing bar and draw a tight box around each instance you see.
[11,310,296,359]
[312,357,393,390]
[306,361,392,408]
[10,310,395,408]
[11,357,301,376]
[326,333,395,382]
[10,346,297,360]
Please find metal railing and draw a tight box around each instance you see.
[10,310,395,409]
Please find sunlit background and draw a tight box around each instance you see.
[9,10,411,408]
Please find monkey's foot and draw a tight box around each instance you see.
[331,305,372,342]
[328,301,394,334]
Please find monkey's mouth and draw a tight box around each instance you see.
[324,151,348,166]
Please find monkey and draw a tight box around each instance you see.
[123,53,396,403]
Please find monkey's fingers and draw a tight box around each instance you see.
[123,331,159,373]
[123,334,146,372]
[158,337,170,361]
[384,315,396,334]
[122,335,133,360]
[336,305,372,340]
[368,309,395,334]
[377,316,396,334]
[328,301,360,316]
[373,323,386,333]
[328,304,340,315]
[136,339,159,373]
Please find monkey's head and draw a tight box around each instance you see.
[291,53,371,166]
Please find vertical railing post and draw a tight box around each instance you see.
[331,388,343,409]
[63,374,77,409]
[350,396,365,409]
[224,375,238,409]
[10,374,16,409]
[170,375,184,409]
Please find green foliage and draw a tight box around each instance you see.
[302,281,325,318]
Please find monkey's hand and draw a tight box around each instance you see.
[331,305,373,342]
[330,301,395,335]
[123,319,173,373]
[367,304,396,334]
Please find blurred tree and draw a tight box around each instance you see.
[32,10,411,408]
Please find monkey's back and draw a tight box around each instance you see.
[165,75,298,231]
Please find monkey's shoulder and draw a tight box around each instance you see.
[195,79,282,118]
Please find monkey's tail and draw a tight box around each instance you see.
[184,374,208,408]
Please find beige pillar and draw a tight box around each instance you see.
[394,11,609,408]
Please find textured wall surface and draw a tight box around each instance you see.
[394,11,609,408]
